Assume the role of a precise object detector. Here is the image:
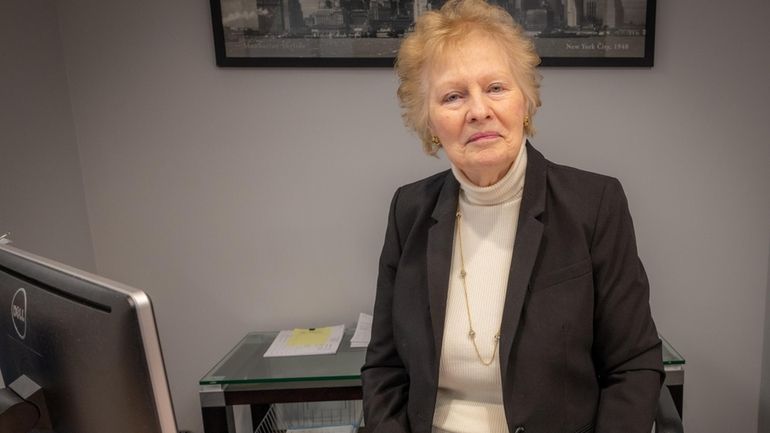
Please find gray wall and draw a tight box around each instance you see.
[0,0,94,389]
[5,0,767,432]
[0,1,94,271]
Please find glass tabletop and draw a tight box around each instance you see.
[201,330,685,386]
[661,336,685,365]
[200,329,366,385]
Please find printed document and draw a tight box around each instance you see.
[350,313,372,348]
[264,325,345,357]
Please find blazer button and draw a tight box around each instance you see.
[514,427,525,433]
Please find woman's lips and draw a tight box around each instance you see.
[467,132,501,144]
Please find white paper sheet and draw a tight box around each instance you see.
[350,313,372,348]
[263,325,345,357]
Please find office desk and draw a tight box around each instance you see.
[200,331,685,433]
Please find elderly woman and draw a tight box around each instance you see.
[361,1,664,432]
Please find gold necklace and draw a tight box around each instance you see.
[455,210,501,366]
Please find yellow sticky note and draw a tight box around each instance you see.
[287,327,331,346]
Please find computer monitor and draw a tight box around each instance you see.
[0,244,178,433]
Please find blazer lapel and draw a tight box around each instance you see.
[427,173,460,361]
[499,142,547,383]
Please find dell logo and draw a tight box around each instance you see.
[11,288,27,339]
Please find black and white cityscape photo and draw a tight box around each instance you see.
[213,0,653,63]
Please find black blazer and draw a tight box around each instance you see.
[362,143,664,433]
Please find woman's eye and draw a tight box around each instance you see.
[489,84,504,93]
[443,93,461,103]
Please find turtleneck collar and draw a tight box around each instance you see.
[450,138,528,206]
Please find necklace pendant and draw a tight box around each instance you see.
[468,329,476,339]
[494,333,501,341]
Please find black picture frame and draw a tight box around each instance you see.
[210,0,656,67]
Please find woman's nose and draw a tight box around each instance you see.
[466,93,492,122]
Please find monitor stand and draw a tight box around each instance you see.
[0,375,51,433]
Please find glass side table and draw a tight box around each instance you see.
[200,331,685,433]
[200,329,366,433]
[661,336,686,417]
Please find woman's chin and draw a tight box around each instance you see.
[468,151,513,172]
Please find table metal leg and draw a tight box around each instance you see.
[201,406,231,433]
[666,384,684,419]
[201,385,234,433]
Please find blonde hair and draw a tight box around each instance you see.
[396,0,542,155]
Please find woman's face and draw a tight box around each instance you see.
[426,33,527,187]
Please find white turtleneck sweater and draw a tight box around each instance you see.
[432,140,528,433]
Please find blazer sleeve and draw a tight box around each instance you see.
[591,178,665,433]
[361,188,411,433]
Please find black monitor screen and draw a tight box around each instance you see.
[0,244,177,433]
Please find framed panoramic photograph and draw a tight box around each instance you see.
[210,0,656,67]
